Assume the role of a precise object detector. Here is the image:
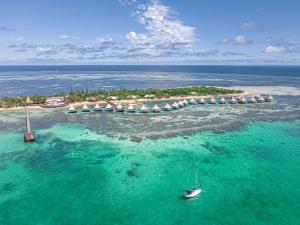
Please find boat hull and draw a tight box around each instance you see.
[184,189,202,198]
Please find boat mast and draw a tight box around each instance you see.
[195,169,198,188]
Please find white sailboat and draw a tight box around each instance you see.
[184,169,203,198]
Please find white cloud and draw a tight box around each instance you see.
[59,34,70,39]
[16,37,25,41]
[264,45,287,53]
[59,34,80,40]
[220,37,230,44]
[242,21,255,29]
[235,35,248,45]
[126,0,195,55]
[118,0,137,6]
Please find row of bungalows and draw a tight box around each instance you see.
[68,95,273,113]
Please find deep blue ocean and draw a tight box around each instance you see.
[0,65,299,97]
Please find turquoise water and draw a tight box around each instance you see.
[0,121,299,225]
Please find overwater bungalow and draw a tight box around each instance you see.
[178,101,184,108]
[229,96,237,104]
[82,104,90,112]
[239,96,247,104]
[140,104,149,113]
[209,97,216,104]
[258,96,265,103]
[152,104,161,113]
[163,103,172,111]
[105,103,114,111]
[248,97,256,103]
[68,105,77,113]
[182,99,189,105]
[189,98,197,105]
[266,95,274,102]
[94,103,102,112]
[219,97,226,104]
[198,98,206,104]
[171,102,179,109]
[127,104,136,113]
[116,103,124,112]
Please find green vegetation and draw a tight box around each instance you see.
[0,86,243,108]
[65,86,242,102]
[0,95,46,108]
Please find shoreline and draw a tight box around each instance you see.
[0,91,251,112]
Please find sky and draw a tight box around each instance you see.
[0,0,299,65]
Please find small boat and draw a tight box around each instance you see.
[229,97,237,104]
[219,97,226,104]
[171,102,179,109]
[140,104,149,113]
[127,104,136,113]
[182,99,189,105]
[82,104,90,112]
[239,96,247,104]
[248,97,256,103]
[152,104,161,113]
[266,95,273,102]
[68,105,77,113]
[116,103,124,112]
[94,103,102,112]
[178,101,184,108]
[105,103,114,111]
[184,169,203,198]
[198,98,206,104]
[163,103,172,111]
[257,96,264,103]
[209,97,216,104]
[189,98,197,105]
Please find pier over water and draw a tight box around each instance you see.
[24,106,35,142]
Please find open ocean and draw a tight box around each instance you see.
[0,65,300,225]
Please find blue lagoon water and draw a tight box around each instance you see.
[0,65,300,225]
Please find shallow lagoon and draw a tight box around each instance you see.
[0,120,299,225]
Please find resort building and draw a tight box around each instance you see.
[152,104,161,113]
[163,103,172,111]
[116,103,124,112]
[140,104,149,113]
[127,104,136,113]
[94,103,101,111]
[82,104,90,112]
[68,105,77,113]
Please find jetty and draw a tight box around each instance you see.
[24,106,35,142]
